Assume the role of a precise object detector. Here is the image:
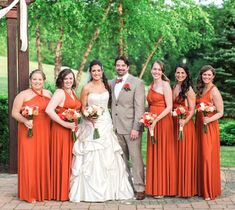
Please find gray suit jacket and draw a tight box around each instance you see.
[110,74,145,134]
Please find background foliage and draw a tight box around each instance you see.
[0,98,9,165]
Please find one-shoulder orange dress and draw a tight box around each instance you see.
[18,89,51,202]
[195,85,221,200]
[50,90,81,201]
[146,87,177,196]
[173,95,197,197]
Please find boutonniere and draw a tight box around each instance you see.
[123,83,131,91]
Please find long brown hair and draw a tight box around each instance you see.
[151,60,170,82]
[89,60,112,108]
[175,64,193,103]
[196,65,215,96]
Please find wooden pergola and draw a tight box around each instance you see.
[0,0,34,173]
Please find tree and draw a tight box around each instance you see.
[75,0,112,84]
[204,0,235,117]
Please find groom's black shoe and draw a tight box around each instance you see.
[135,191,145,200]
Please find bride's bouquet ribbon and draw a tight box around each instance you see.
[83,105,104,140]
[0,0,28,51]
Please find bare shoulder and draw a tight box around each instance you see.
[18,89,31,98]
[14,89,30,103]
[43,89,52,97]
[212,85,219,93]
[52,88,65,98]
[211,86,222,97]
[81,83,91,95]
[187,86,196,96]
[82,83,91,91]
[162,80,171,89]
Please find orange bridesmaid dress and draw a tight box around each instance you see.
[50,90,81,201]
[173,95,197,197]
[146,87,177,196]
[18,89,51,202]
[195,85,221,200]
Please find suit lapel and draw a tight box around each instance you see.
[116,75,132,102]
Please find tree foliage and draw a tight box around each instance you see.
[1,0,234,117]
[203,0,235,117]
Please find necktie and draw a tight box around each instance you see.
[116,78,123,84]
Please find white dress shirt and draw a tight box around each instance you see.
[114,73,129,99]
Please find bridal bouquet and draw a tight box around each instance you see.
[59,109,81,141]
[21,105,39,137]
[83,105,104,140]
[139,112,157,144]
[196,102,216,133]
[172,105,189,140]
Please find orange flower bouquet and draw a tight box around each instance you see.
[83,105,104,140]
[139,112,157,144]
[196,102,216,133]
[172,105,189,140]
[59,109,81,141]
[21,105,39,137]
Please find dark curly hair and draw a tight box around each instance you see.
[56,68,77,89]
[89,60,112,108]
[196,65,215,96]
[175,64,193,103]
[114,55,130,67]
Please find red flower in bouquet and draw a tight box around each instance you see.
[21,105,39,137]
[123,83,131,91]
[139,112,157,144]
[83,105,104,140]
[59,109,81,141]
[196,102,216,133]
[172,105,189,140]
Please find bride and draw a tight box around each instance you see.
[69,60,134,202]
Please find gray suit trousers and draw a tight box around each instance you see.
[115,132,145,192]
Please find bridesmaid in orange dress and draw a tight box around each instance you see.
[195,65,223,200]
[146,60,176,198]
[46,69,81,201]
[12,69,52,203]
[172,64,197,197]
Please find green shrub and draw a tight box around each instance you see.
[0,97,9,164]
[44,82,56,93]
[220,119,235,146]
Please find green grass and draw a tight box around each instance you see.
[141,131,235,167]
[220,146,235,167]
[0,56,87,97]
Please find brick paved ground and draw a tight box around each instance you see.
[0,168,234,210]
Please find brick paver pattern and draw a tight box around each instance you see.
[0,168,234,210]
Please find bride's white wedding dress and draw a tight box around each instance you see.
[69,91,134,202]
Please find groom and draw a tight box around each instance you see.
[110,56,145,200]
